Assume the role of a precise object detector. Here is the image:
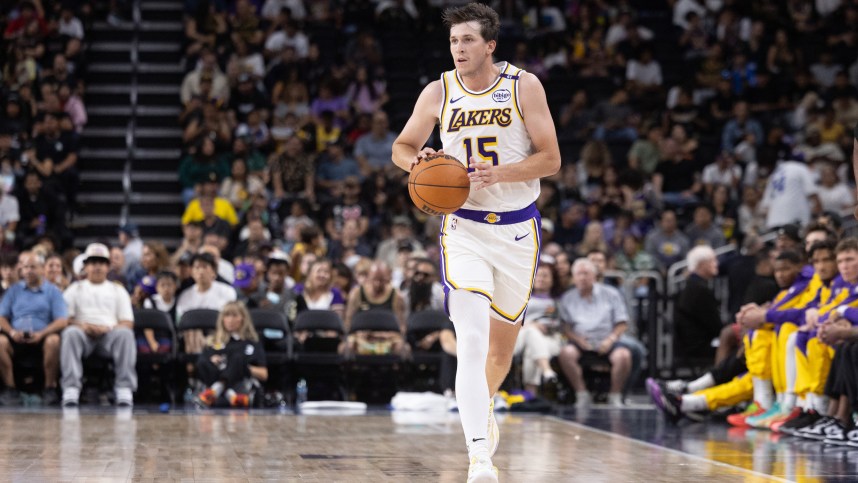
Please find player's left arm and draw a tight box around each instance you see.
[469,72,561,190]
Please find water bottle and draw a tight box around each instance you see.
[295,379,308,411]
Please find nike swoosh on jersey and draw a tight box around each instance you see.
[515,233,530,241]
[450,96,465,103]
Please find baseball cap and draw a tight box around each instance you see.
[83,243,110,263]
[233,263,256,289]
[267,249,291,267]
[138,274,157,296]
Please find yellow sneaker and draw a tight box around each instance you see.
[488,399,499,457]
[467,455,498,483]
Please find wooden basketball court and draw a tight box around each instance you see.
[0,408,790,481]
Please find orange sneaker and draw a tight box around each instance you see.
[196,388,217,408]
[229,392,250,407]
[726,402,764,427]
[769,407,803,433]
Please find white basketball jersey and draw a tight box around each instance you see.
[438,61,538,212]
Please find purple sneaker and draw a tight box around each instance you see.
[647,377,681,424]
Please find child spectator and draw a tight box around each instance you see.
[138,271,180,354]
[196,301,268,407]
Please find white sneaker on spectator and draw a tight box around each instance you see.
[487,399,499,457]
[608,393,624,407]
[575,391,592,408]
[62,387,80,408]
[116,388,133,407]
[467,455,498,483]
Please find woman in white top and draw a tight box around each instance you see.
[513,261,563,395]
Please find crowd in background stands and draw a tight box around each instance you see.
[0,0,854,405]
[173,0,857,291]
[0,0,87,255]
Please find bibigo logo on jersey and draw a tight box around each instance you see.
[492,89,511,103]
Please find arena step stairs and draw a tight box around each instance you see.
[75,3,185,249]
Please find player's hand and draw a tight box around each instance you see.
[820,318,851,345]
[468,158,500,191]
[412,147,443,171]
[739,307,766,329]
[805,308,820,330]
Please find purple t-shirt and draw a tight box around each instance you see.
[310,96,349,127]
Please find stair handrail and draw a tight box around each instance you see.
[121,0,141,226]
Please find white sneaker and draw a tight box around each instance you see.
[116,387,133,407]
[467,455,498,483]
[608,393,624,407]
[487,399,499,457]
[62,387,80,407]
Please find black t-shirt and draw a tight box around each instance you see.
[655,159,696,193]
[201,336,267,367]
[228,88,271,123]
[34,131,78,165]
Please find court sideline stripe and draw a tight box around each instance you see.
[547,416,793,483]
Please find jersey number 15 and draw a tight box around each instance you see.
[463,136,498,172]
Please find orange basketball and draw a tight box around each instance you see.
[408,154,470,216]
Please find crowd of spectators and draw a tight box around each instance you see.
[0,0,88,254]
[0,0,855,408]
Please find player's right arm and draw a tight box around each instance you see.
[391,80,442,173]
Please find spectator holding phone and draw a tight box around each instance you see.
[0,251,67,405]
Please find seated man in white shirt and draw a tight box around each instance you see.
[176,253,237,353]
[60,243,136,407]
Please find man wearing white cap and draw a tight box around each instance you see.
[60,243,136,407]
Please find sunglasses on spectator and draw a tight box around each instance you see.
[413,271,433,278]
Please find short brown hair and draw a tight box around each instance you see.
[836,237,858,254]
[442,3,500,42]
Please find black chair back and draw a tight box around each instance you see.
[407,310,453,333]
[250,308,291,359]
[294,310,344,334]
[177,309,219,332]
[133,309,176,354]
[349,309,400,334]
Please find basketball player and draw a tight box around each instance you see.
[392,4,560,482]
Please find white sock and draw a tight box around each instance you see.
[776,392,784,405]
[665,379,687,393]
[680,394,708,412]
[687,373,715,393]
[211,382,225,397]
[797,396,809,410]
[785,332,798,397]
[811,393,829,415]
[448,290,491,451]
[783,392,797,411]
[752,377,774,410]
